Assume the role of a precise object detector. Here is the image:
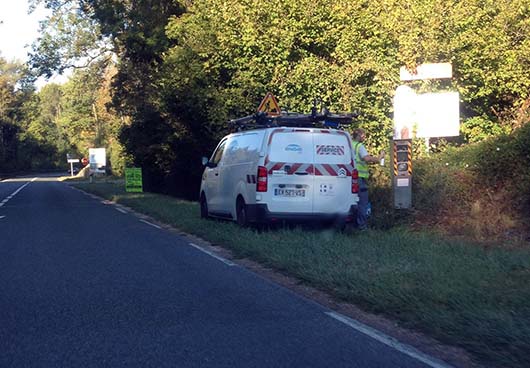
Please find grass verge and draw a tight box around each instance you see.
[74,181,530,368]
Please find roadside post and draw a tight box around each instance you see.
[391,139,412,209]
[125,167,143,193]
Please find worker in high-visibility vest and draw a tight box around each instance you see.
[352,128,385,230]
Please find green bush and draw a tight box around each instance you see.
[368,123,530,239]
[461,116,508,143]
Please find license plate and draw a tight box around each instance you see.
[274,188,306,197]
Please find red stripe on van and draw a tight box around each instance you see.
[314,166,323,176]
[288,163,302,174]
[320,130,330,133]
[322,164,337,176]
[269,162,285,173]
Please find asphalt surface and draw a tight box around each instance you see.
[0,176,438,367]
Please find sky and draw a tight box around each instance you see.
[0,0,67,86]
[0,0,48,62]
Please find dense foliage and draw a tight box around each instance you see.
[0,58,50,173]
[0,54,124,175]
[3,1,529,200]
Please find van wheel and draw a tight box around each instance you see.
[200,194,209,219]
[236,198,248,227]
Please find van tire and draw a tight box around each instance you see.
[200,194,209,219]
[236,197,248,227]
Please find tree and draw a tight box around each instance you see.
[27,0,530,196]
[0,57,54,172]
[29,0,112,78]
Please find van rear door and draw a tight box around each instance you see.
[312,130,355,214]
[265,129,314,214]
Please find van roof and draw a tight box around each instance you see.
[229,110,358,132]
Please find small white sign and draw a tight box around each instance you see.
[397,178,410,187]
[400,63,453,81]
[67,158,78,163]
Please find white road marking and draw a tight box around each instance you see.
[116,208,127,214]
[189,243,236,266]
[140,219,162,229]
[325,312,454,368]
[0,216,5,219]
[0,177,37,207]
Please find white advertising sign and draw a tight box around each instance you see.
[393,88,460,139]
[415,92,460,138]
[89,148,106,173]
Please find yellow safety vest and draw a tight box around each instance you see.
[352,141,369,179]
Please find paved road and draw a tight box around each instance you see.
[0,176,442,368]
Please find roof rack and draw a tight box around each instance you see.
[229,109,359,132]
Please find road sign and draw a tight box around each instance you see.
[257,92,281,116]
[66,153,79,163]
[125,167,143,193]
[81,157,88,166]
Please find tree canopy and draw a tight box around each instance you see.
[2,0,528,197]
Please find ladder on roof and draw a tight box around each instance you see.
[229,109,359,131]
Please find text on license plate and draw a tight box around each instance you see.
[274,188,306,197]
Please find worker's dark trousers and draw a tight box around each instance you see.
[357,178,369,230]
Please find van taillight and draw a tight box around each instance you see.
[257,166,268,192]
[352,169,359,193]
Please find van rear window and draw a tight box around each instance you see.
[268,131,313,163]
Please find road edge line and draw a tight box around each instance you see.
[325,311,455,368]
[189,242,236,267]
[140,219,162,229]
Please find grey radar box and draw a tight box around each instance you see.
[391,139,412,209]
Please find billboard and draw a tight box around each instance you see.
[415,92,460,138]
[393,87,460,139]
[89,148,106,173]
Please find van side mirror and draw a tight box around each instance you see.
[202,157,217,168]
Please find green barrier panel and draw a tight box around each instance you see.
[125,167,143,193]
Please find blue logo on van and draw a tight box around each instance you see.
[285,144,302,153]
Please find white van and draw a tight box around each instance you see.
[199,115,360,226]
